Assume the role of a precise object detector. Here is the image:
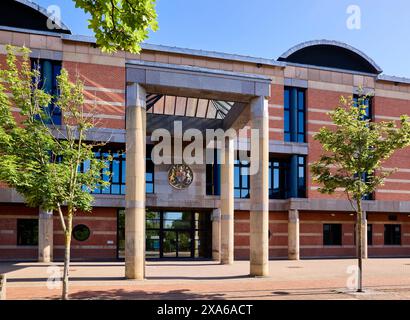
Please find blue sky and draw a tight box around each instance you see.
[35,0,410,77]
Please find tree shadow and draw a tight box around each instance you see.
[69,288,226,300]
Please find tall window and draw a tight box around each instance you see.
[146,145,155,194]
[85,145,154,195]
[367,224,373,246]
[353,94,372,121]
[323,224,342,246]
[234,159,250,199]
[206,149,221,196]
[384,224,401,245]
[269,155,306,199]
[284,87,306,143]
[269,159,289,199]
[17,219,38,246]
[297,156,306,198]
[31,59,62,125]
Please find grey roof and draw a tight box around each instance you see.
[61,34,285,68]
[378,74,410,85]
[16,0,71,32]
[126,59,273,82]
[279,39,383,74]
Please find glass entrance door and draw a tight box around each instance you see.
[117,209,211,259]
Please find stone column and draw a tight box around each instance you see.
[220,138,234,264]
[288,209,300,260]
[211,208,221,261]
[356,211,368,259]
[38,208,53,263]
[250,96,269,277]
[125,83,146,280]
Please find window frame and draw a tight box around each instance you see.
[284,87,306,143]
[17,219,38,246]
[384,224,401,246]
[323,223,342,246]
[31,58,62,125]
[234,157,250,199]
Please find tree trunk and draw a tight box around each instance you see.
[62,210,73,300]
[356,200,363,292]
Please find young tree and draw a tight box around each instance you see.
[73,0,158,53]
[0,46,109,299]
[311,94,410,292]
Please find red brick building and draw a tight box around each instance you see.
[1,1,410,273]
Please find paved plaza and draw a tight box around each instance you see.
[2,258,410,300]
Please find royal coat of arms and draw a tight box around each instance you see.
[168,164,193,190]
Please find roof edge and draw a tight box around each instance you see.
[61,34,285,68]
[278,39,383,74]
[378,74,410,85]
[16,0,71,33]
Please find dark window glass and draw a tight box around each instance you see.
[297,156,306,198]
[17,219,38,246]
[269,156,306,199]
[384,224,401,245]
[206,149,221,196]
[353,95,372,121]
[234,157,250,199]
[323,224,342,246]
[85,145,154,195]
[72,224,91,242]
[284,87,306,143]
[367,224,373,246]
[146,145,155,194]
[31,59,62,125]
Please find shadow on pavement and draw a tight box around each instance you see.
[69,288,226,300]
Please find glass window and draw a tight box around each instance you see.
[31,59,62,125]
[367,224,373,246]
[297,156,306,198]
[284,87,306,143]
[72,224,91,242]
[17,219,38,246]
[234,158,250,199]
[323,224,342,246]
[384,224,401,245]
[269,155,306,199]
[84,145,154,195]
[206,149,221,196]
[353,95,372,121]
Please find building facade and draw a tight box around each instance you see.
[1,1,410,273]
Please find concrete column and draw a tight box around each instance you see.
[220,138,234,264]
[125,83,146,280]
[288,209,300,260]
[250,96,269,277]
[211,208,221,261]
[38,208,53,263]
[356,211,368,259]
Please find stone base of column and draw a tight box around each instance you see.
[125,207,145,280]
[250,211,269,277]
[288,209,300,260]
[38,209,53,263]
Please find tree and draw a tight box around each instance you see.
[311,93,410,292]
[73,0,158,53]
[0,46,109,299]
